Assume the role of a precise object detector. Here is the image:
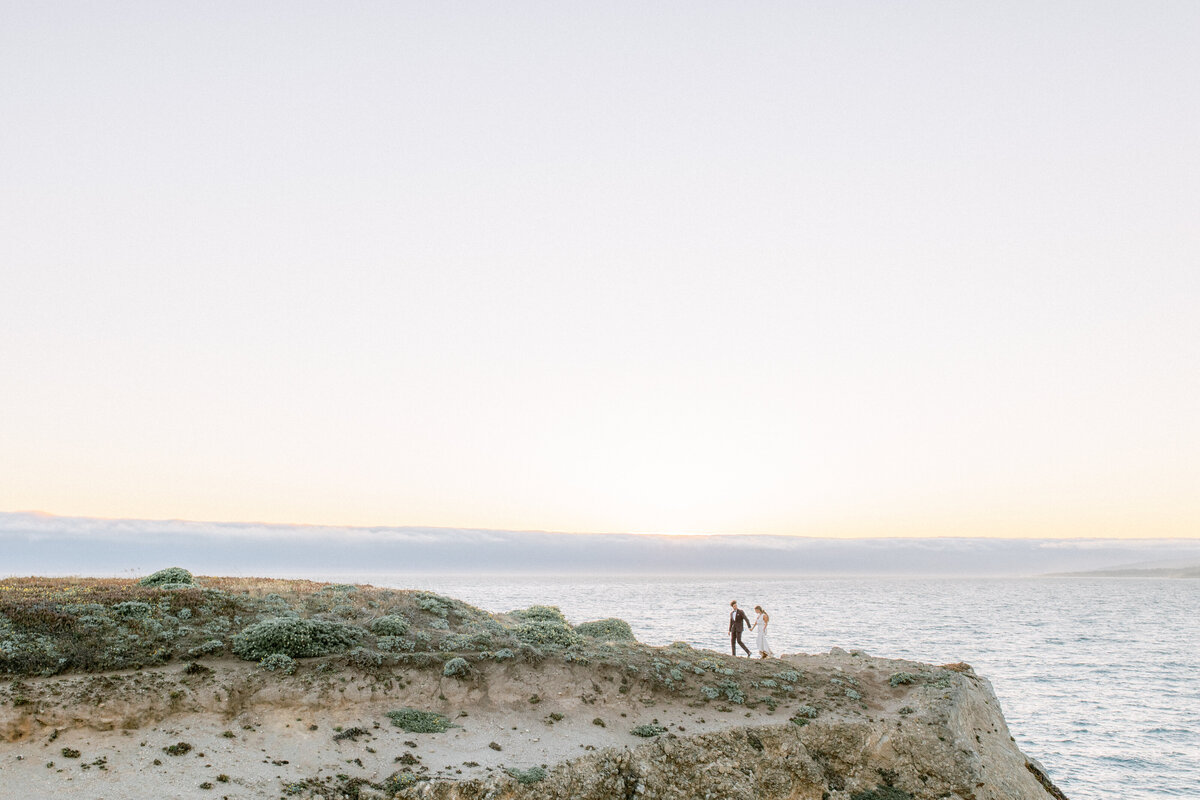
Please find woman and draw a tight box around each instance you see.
[751,605,773,659]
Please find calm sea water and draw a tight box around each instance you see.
[331,575,1198,800]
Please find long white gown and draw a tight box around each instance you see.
[755,612,772,656]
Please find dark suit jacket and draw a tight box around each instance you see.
[729,608,750,634]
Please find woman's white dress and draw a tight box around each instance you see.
[755,613,772,656]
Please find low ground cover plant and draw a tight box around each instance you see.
[507,765,548,784]
[232,617,362,660]
[574,618,635,641]
[386,708,454,733]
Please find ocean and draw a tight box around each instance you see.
[330,574,1199,800]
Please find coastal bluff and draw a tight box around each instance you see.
[0,574,1069,800]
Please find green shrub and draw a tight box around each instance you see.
[776,670,800,683]
[412,591,493,621]
[574,618,635,641]
[163,742,192,756]
[376,636,413,652]
[889,672,920,687]
[507,765,547,784]
[259,653,297,675]
[443,657,470,678]
[0,634,66,676]
[111,602,151,619]
[348,647,383,669]
[630,724,667,737]
[232,617,362,660]
[512,621,582,649]
[187,640,224,658]
[139,568,194,587]
[386,708,453,733]
[717,679,745,704]
[370,615,410,637]
[438,632,493,652]
[491,648,514,661]
[510,605,567,624]
[791,704,819,723]
[382,772,419,792]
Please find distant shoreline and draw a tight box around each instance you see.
[1043,566,1200,578]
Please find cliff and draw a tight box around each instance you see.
[0,575,1069,799]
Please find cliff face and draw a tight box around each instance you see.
[0,648,1067,800]
[348,652,1064,800]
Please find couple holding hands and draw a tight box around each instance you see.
[728,599,772,658]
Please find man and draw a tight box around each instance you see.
[728,600,752,657]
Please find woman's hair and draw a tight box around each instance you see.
[754,605,764,613]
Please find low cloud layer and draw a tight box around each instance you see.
[3,512,1199,579]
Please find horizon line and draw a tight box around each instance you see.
[5,509,1197,542]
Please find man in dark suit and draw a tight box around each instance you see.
[729,600,752,657]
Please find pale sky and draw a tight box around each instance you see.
[2,2,1197,537]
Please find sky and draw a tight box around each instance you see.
[2,3,1197,538]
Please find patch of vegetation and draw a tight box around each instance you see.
[369,615,409,637]
[509,605,568,624]
[187,640,224,658]
[717,679,746,704]
[630,723,668,737]
[112,601,152,618]
[574,618,635,641]
[258,653,298,675]
[138,568,195,587]
[507,765,548,784]
[163,742,193,756]
[889,672,920,687]
[60,747,80,758]
[232,617,362,660]
[347,647,382,669]
[512,620,583,649]
[386,708,453,733]
[333,726,370,742]
[790,704,819,725]
[443,657,470,678]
